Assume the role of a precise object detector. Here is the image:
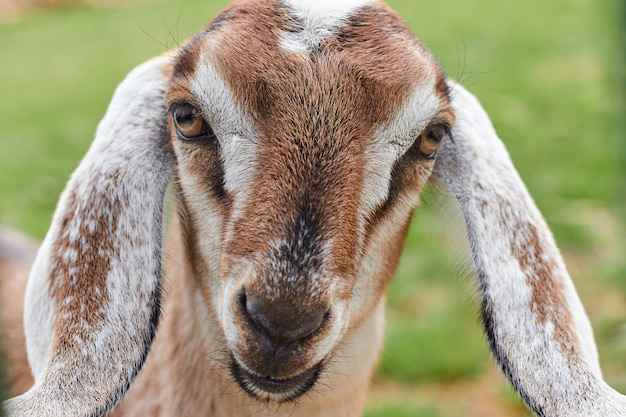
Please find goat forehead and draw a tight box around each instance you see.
[172,0,445,129]
[168,0,449,237]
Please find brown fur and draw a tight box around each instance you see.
[49,189,121,349]
[184,0,451,299]
[512,218,578,353]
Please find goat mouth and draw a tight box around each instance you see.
[230,358,322,402]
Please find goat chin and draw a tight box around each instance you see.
[2,1,625,416]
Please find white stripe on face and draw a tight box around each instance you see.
[190,52,258,206]
[279,0,373,54]
[361,71,440,217]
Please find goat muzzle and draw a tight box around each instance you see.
[227,287,332,401]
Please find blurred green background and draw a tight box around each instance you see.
[0,0,624,416]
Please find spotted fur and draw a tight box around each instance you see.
[4,55,175,417]
[433,83,626,416]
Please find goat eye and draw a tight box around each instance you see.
[172,104,215,141]
[418,124,449,160]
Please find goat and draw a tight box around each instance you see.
[2,0,625,416]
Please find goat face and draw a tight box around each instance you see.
[164,0,454,402]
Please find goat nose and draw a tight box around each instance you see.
[241,290,328,347]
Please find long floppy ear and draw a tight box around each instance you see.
[432,83,626,416]
[3,55,175,417]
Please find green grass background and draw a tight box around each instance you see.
[0,0,624,416]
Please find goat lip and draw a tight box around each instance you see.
[230,359,322,402]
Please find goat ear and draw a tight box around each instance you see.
[432,82,626,416]
[4,55,175,417]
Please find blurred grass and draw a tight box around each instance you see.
[0,0,624,416]
[364,401,441,417]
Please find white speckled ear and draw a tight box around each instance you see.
[4,55,175,417]
[432,82,626,416]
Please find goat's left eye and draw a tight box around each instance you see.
[172,104,215,141]
[418,124,450,160]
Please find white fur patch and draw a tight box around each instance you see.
[279,0,373,54]
[361,72,439,216]
[23,230,58,379]
[190,52,258,208]
[178,170,223,264]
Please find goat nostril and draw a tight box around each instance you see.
[240,288,329,347]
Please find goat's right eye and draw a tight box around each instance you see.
[417,124,450,160]
[172,104,215,141]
